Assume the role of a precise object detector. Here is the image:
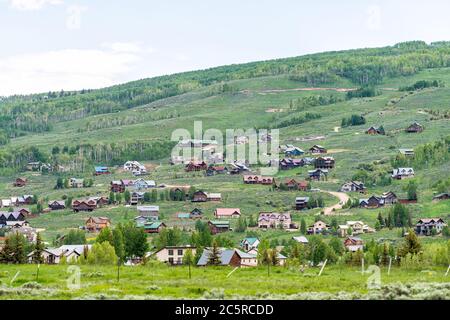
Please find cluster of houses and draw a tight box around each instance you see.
[110,178,156,193]
[359,191,398,208]
[0,195,34,208]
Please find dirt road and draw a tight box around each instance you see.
[323,191,350,215]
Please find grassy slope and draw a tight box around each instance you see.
[0,68,449,246]
[0,264,448,300]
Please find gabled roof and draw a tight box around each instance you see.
[215,208,241,216]
[241,237,259,246]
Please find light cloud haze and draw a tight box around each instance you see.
[1,0,450,96]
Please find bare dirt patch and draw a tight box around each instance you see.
[266,108,285,113]
[328,149,350,154]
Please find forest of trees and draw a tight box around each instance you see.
[391,136,450,169]
[2,40,450,139]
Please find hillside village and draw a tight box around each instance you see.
[0,42,449,299]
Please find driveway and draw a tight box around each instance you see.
[323,191,350,215]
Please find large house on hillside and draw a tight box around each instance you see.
[85,217,111,233]
[338,221,375,237]
[415,218,447,236]
[359,192,398,208]
[406,122,424,133]
[315,157,335,169]
[258,212,292,229]
[309,145,327,154]
[197,248,258,267]
[392,168,415,180]
[243,175,274,185]
[208,220,230,234]
[152,246,197,265]
[340,181,366,193]
[214,208,241,219]
[72,199,97,212]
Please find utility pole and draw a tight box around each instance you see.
[117,260,120,282]
[36,264,40,282]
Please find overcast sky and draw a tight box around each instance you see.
[1,0,450,96]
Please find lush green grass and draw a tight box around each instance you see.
[0,263,448,300]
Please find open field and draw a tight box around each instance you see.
[0,264,448,300]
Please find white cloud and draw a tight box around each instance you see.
[0,47,142,96]
[8,0,63,11]
[66,4,87,30]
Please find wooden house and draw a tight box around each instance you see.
[197,248,258,267]
[153,246,197,265]
[415,218,447,236]
[392,168,415,180]
[144,222,166,234]
[243,175,274,185]
[208,220,230,234]
[214,208,241,219]
[295,197,310,210]
[308,169,328,181]
[111,180,125,193]
[137,205,159,220]
[85,217,111,233]
[307,220,330,235]
[433,193,450,201]
[285,147,304,157]
[281,178,309,191]
[190,208,203,219]
[406,122,424,133]
[315,157,335,169]
[258,212,292,229]
[13,178,27,187]
[72,199,97,212]
[69,178,84,188]
[185,161,208,172]
[344,237,364,252]
[48,200,66,211]
[0,212,25,226]
[130,191,145,205]
[340,181,366,193]
[240,237,260,252]
[366,126,385,135]
[191,190,208,202]
[309,145,327,154]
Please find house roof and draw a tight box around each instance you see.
[197,248,257,266]
[215,208,241,216]
[48,200,65,206]
[177,213,190,219]
[292,236,308,244]
[137,206,159,211]
[209,220,230,227]
[144,222,165,229]
[242,237,259,246]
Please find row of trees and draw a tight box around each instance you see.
[391,137,450,169]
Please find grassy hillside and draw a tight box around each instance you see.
[0,41,449,253]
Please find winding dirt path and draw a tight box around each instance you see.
[323,191,350,215]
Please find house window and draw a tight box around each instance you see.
[168,250,174,256]
[178,249,183,256]
[168,258,174,264]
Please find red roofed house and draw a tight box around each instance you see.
[214,208,241,219]
[185,161,208,172]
